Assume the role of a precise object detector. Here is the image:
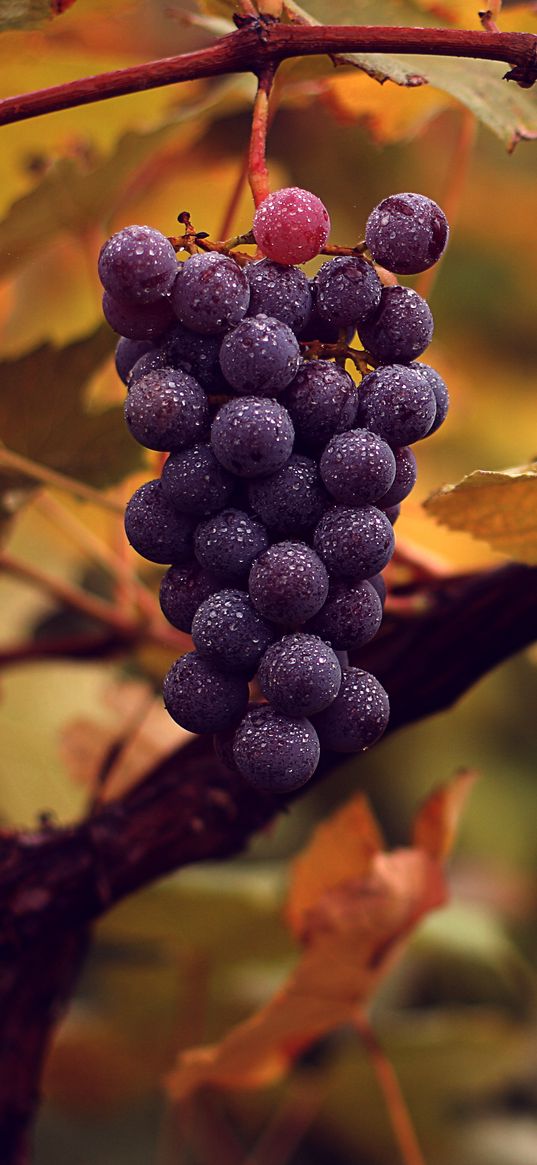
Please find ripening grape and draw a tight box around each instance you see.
[358,285,434,364]
[365,193,449,275]
[319,429,396,507]
[102,291,174,341]
[163,651,249,734]
[283,361,359,452]
[246,259,313,332]
[307,579,383,651]
[252,187,330,266]
[115,337,153,384]
[159,562,219,633]
[211,397,294,478]
[249,541,329,626]
[98,225,178,303]
[377,446,417,508]
[124,367,209,452]
[124,479,194,565]
[313,667,390,753]
[171,251,250,334]
[258,633,342,717]
[219,314,301,396]
[247,454,328,537]
[314,505,395,579]
[358,365,437,446]
[314,255,382,327]
[412,362,450,434]
[191,589,275,675]
[194,508,269,580]
[161,443,236,516]
[233,704,320,791]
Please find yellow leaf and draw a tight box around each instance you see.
[167,774,471,1100]
[325,71,455,143]
[413,769,478,860]
[286,794,384,941]
[424,463,537,564]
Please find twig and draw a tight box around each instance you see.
[354,1010,427,1165]
[244,1075,324,1165]
[1,26,537,127]
[248,65,277,207]
[0,447,123,514]
[0,551,135,634]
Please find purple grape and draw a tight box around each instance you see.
[164,322,228,393]
[194,509,269,580]
[335,650,350,669]
[299,293,355,344]
[171,251,250,335]
[159,562,219,633]
[249,541,329,626]
[307,579,383,651]
[102,290,174,341]
[283,361,359,452]
[358,286,433,364]
[115,337,153,384]
[124,479,194,565]
[314,255,382,327]
[219,315,300,396]
[163,651,249,734]
[377,446,417,507]
[124,368,209,452]
[128,346,170,385]
[246,259,313,333]
[358,364,436,446]
[319,429,396,507]
[191,589,275,675]
[213,701,257,774]
[365,193,449,275]
[247,454,328,537]
[314,505,395,579]
[98,225,178,304]
[412,362,450,434]
[233,704,320,791]
[383,504,401,525]
[211,397,294,478]
[258,633,341,717]
[313,667,389,753]
[369,573,386,605]
[253,187,330,266]
[161,443,235,516]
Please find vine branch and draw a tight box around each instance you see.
[0,25,536,127]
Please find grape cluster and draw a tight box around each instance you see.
[100,186,449,794]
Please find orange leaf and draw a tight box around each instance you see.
[413,769,478,860]
[324,72,455,144]
[286,793,384,941]
[167,774,474,1101]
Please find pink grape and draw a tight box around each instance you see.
[253,187,331,265]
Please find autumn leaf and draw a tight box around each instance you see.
[0,0,76,32]
[413,769,478,860]
[424,463,537,564]
[167,773,475,1100]
[0,327,143,489]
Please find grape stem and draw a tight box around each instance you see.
[1,25,537,127]
[354,1010,427,1165]
[249,65,277,208]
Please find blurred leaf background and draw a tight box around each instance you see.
[1,1,537,1162]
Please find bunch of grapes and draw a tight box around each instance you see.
[99,187,449,794]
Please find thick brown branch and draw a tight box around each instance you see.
[0,25,536,127]
[0,561,535,953]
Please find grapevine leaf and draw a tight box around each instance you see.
[280,0,537,146]
[424,463,537,564]
[413,770,478,860]
[167,774,472,1100]
[0,0,76,31]
[0,327,143,490]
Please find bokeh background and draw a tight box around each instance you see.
[1,1,537,1162]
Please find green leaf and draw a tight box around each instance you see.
[281,0,537,146]
[424,463,537,564]
[0,327,143,489]
[0,0,76,32]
